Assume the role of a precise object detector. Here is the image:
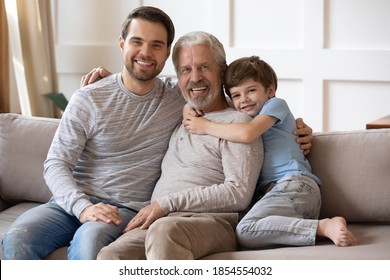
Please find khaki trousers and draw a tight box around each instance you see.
[97,212,238,260]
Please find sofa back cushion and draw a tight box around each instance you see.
[0,113,59,203]
[1,113,389,222]
[308,129,390,222]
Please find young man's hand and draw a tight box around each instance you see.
[80,67,112,87]
[294,118,313,155]
[79,202,122,225]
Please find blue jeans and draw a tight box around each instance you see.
[1,198,137,260]
[236,174,321,249]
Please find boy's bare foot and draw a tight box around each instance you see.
[317,217,358,247]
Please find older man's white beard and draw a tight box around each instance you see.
[186,92,216,111]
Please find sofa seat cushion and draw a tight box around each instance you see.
[202,223,390,260]
[0,202,42,259]
[0,202,68,260]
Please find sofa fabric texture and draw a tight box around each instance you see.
[0,113,389,259]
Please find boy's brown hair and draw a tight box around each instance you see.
[224,56,278,97]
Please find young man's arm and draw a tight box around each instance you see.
[43,90,121,225]
[44,91,94,216]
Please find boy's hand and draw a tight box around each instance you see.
[183,104,204,120]
[183,116,210,134]
[294,118,313,155]
[80,67,112,87]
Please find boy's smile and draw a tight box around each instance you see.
[229,78,275,117]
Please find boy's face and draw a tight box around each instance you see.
[229,78,275,117]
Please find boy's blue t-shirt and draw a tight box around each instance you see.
[257,97,321,190]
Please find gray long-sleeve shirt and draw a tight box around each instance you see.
[43,74,185,218]
[152,108,264,214]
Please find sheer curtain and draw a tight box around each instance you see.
[5,0,58,117]
[0,0,9,113]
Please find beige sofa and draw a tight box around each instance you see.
[1,113,389,260]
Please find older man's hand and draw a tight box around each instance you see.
[124,201,167,232]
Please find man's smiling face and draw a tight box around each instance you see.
[177,44,223,112]
[120,18,170,82]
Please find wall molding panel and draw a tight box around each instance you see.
[53,0,390,131]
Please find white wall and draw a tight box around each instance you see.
[52,0,390,132]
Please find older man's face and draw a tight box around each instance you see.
[176,45,223,111]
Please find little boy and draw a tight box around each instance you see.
[183,56,358,248]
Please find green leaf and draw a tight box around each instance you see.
[44,92,68,111]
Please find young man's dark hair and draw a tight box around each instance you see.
[121,6,175,47]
